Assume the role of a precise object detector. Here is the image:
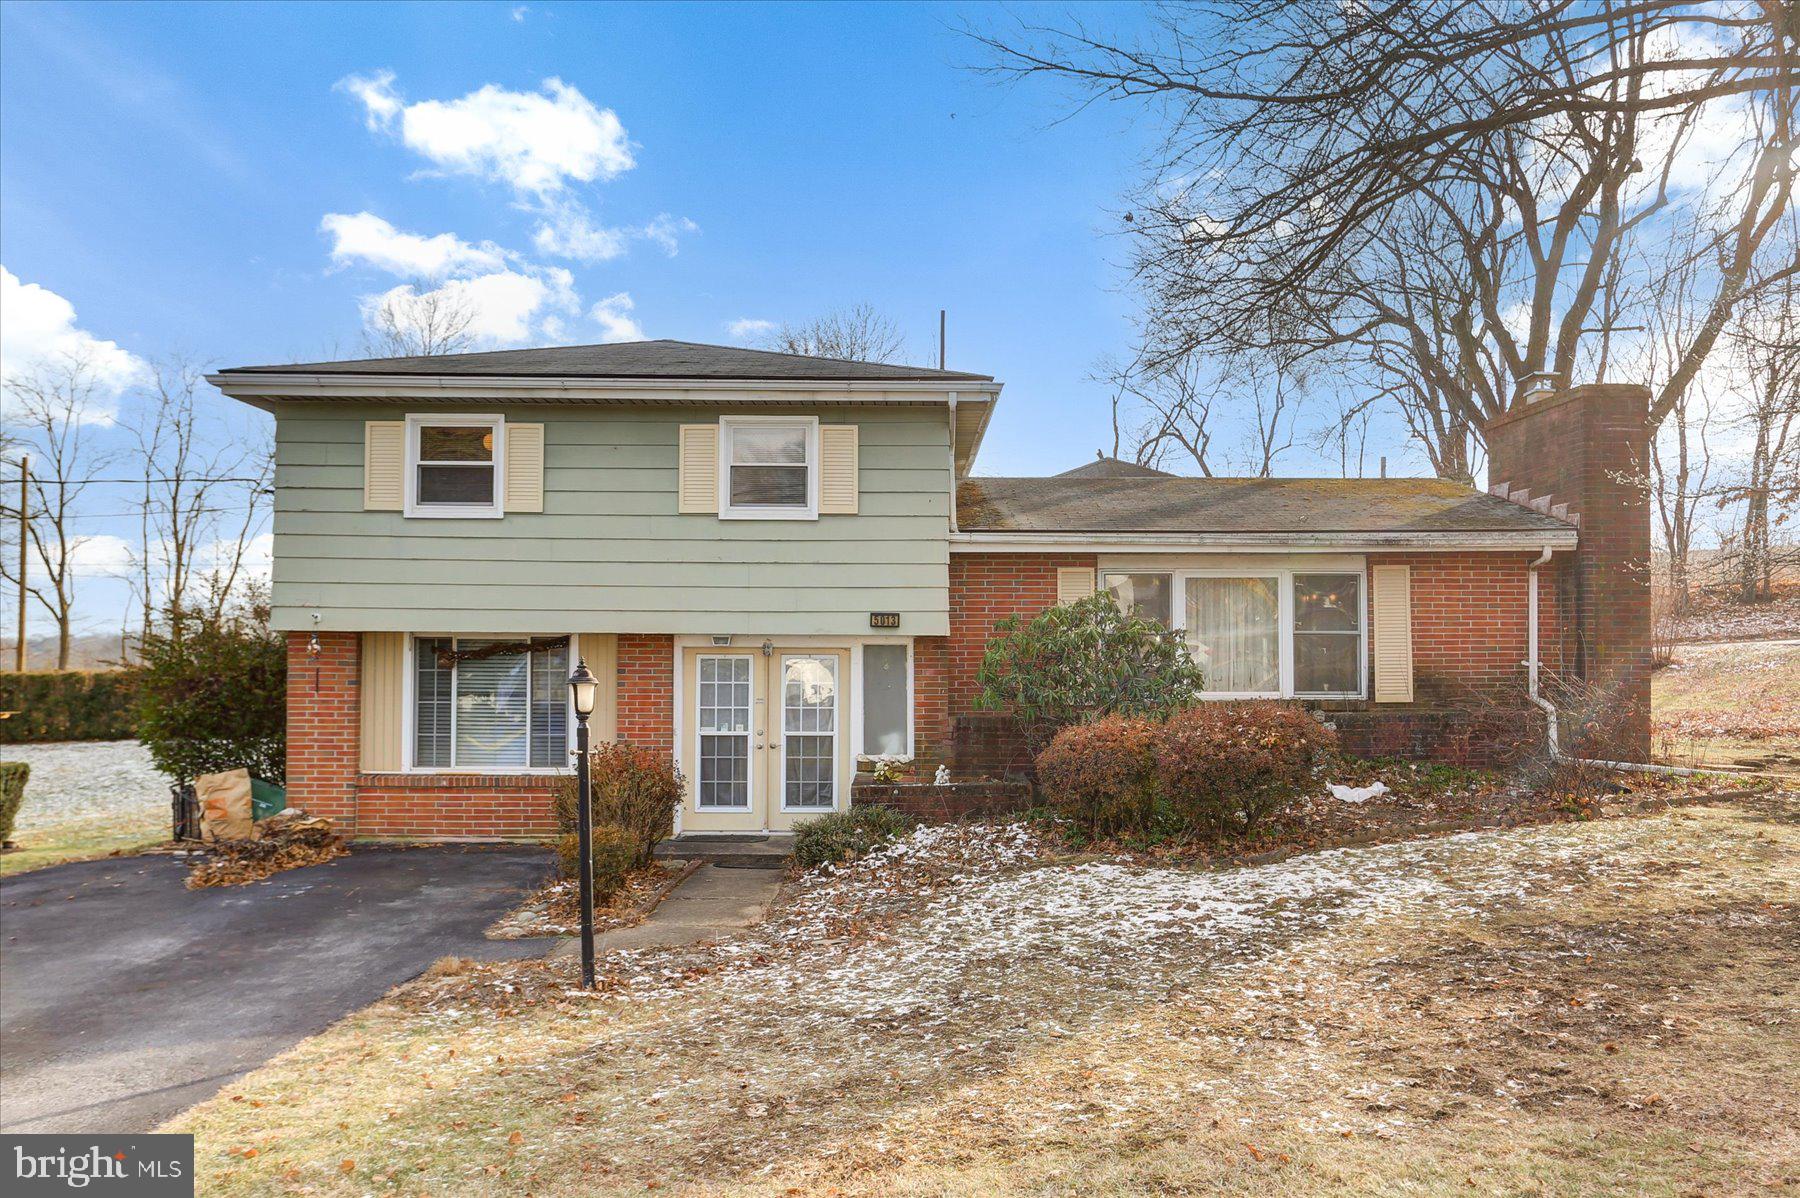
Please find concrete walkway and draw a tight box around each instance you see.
[551,863,782,955]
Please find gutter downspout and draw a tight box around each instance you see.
[947,391,959,534]
[1525,545,1714,777]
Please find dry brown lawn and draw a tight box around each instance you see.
[166,799,1799,1197]
[1655,640,1800,775]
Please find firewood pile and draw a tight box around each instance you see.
[185,810,347,889]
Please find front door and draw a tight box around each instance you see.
[681,646,850,832]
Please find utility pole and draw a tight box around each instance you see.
[938,309,946,370]
[15,455,27,672]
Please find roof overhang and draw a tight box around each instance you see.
[949,529,1579,553]
[209,372,1002,476]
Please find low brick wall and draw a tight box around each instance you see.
[855,779,1034,822]
[354,772,562,839]
[1321,706,1545,767]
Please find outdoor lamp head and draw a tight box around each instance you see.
[568,658,599,719]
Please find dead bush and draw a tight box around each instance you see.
[554,824,636,900]
[1035,715,1164,838]
[554,741,683,868]
[1156,701,1337,834]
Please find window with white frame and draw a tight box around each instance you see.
[1104,568,1365,699]
[720,416,816,518]
[407,415,502,517]
[412,636,571,769]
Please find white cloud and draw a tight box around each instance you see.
[67,533,135,578]
[339,72,633,198]
[0,266,149,402]
[335,70,403,132]
[510,5,529,21]
[321,212,506,278]
[531,206,698,264]
[640,213,698,257]
[362,267,579,348]
[531,202,631,263]
[726,318,777,341]
[590,292,644,343]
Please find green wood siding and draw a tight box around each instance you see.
[269,402,950,636]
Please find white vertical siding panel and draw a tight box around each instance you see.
[359,631,405,771]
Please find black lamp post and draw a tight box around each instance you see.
[568,657,599,988]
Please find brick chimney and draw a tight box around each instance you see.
[1484,382,1653,761]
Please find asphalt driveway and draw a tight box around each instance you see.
[0,845,555,1133]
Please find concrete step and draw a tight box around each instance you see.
[655,834,794,870]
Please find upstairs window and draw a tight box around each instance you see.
[720,416,816,519]
[406,415,502,518]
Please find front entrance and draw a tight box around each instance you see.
[679,646,851,832]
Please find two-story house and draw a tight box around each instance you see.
[212,341,1651,839]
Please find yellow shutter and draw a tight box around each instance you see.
[1056,566,1096,605]
[577,633,619,742]
[364,421,404,510]
[359,632,405,771]
[677,424,719,514]
[503,423,544,513]
[1371,564,1414,703]
[819,424,859,515]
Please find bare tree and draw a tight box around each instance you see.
[0,354,116,668]
[758,303,908,364]
[1723,257,1800,601]
[1104,344,1307,477]
[977,1,1798,468]
[363,287,478,358]
[123,357,274,649]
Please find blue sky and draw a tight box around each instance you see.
[1,1,1417,641]
[0,1,1180,469]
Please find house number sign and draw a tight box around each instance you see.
[869,612,901,629]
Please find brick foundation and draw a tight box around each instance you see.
[854,778,1034,822]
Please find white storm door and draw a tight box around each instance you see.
[775,653,840,822]
[696,654,755,813]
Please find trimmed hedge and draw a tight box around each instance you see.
[1,761,28,844]
[1035,701,1339,841]
[0,671,142,744]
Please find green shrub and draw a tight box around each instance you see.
[0,761,28,844]
[135,600,286,784]
[1155,702,1336,834]
[0,672,142,743]
[974,592,1205,751]
[554,824,637,899]
[793,805,919,870]
[553,740,684,868]
[1034,714,1165,839]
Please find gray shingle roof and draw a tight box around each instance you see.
[1056,457,1175,479]
[218,339,993,383]
[958,476,1574,535]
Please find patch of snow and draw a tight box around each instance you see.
[1328,781,1390,804]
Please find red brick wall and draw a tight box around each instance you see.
[285,632,359,825]
[1486,383,1652,759]
[353,773,560,838]
[616,633,674,756]
[1365,551,1566,699]
[281,631,680,839]
[948,553,1097,717]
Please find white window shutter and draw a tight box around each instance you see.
[364,421,405,511]
[678,424,719,514]
[503,423,544,513]
[819,424,859,515]
[1056,566,1096,605]
[1371,564,1414,703]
